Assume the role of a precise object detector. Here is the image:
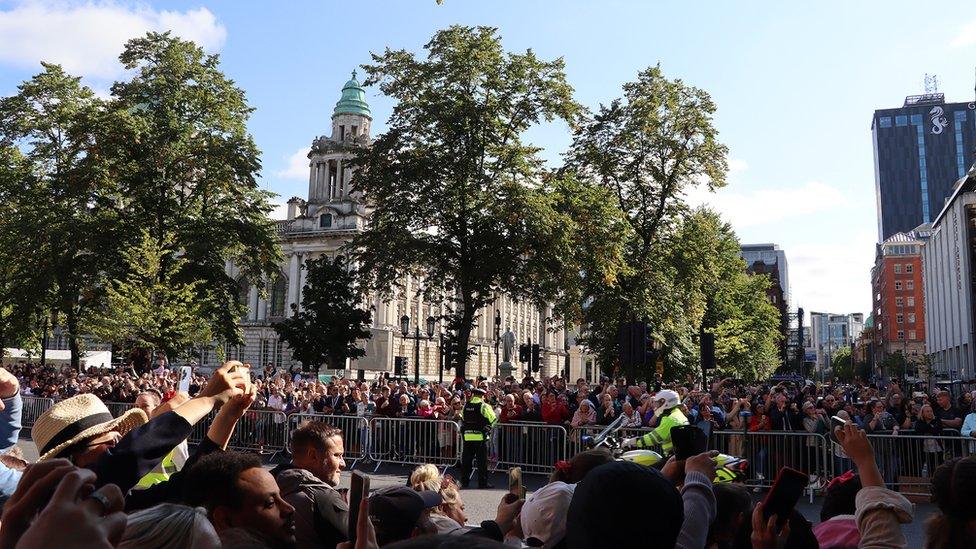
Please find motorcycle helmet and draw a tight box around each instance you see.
[653,390,681,417]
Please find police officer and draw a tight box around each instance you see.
[621,389,688,455]
[460,386,497,488]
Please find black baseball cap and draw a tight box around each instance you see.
[369,486,442,544]
[566,461,683,549]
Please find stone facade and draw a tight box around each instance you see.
[210,73,595,381]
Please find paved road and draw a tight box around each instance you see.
[15,440,933,545]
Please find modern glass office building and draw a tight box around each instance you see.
[872,93,975,242]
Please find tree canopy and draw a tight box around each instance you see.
[566,66,780,382]
[0,63,117,367]
[350,26,596,378]
[273,256,372,371]
[0,33,281,364]
[87,230,214,358]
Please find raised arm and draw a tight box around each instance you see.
[207,384,257,450]
[0,368,22,451]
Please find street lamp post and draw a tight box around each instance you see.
[439,331,445,385]
[401,314,436,384]
[494,309,501,378]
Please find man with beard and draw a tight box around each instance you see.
[271,422,348,548]
[185,451,297,548]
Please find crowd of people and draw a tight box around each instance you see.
[10,359,976,487]
[13,360,975,432]
[0,359,973,548]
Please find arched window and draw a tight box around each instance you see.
[237,277,250,320]
[269,273,287,318]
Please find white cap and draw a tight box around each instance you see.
[520,481,575,548]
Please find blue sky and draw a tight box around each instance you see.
[3,0,976,319]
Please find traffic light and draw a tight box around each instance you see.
[394,356,408,377]
[700,333,715,371]
[531,344,541,372]
[617,321,649,370]
[442,337,454,371]
[519,344,530,363]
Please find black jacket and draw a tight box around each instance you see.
[84,410,222,512]
[271,464,348,549]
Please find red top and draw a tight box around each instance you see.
[499,404,523,423]
[541,401,569,425]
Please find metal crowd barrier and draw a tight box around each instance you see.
[104,401,135,418]
[287,413,370,465]
[367,417,460,470]
[712,430,828,499]
[230,409,289,455]
[20,395,54,432]
[849,431,974,498]
[185,408,289,456]
[492,421,569,474]
[187,410,216,446]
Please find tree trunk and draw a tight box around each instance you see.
[67,307,81,372]
[455,296,477,381]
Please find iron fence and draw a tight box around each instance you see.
[367,417,460,469]
[20,395,54,432]
[287,413,370,465]
[491,422,569,474]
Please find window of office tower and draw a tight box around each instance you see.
[910,114,930,222]
[956,111,968,178]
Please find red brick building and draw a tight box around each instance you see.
[871,225,930,366]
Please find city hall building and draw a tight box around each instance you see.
[212,73,587,380]
[872,93,976,242]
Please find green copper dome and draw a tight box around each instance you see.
[333,70,371,117]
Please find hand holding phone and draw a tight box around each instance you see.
[348,471,370,547]
[672,425,708,460]
[508,467,525,499]
[762,467,807,529]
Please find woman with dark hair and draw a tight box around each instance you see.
[748,402,771,484]
[927,455,976,548]
[548,448,613,484]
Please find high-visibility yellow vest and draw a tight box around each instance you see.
[637,407,688,454]
[462,397,497,442]
[134,441,188,489]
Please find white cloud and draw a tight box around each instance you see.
[687,180,849,229]
[950,19,976,48]
[788,231,876,317]
[688,179,871,316]
[728,157,748,173]
[268,200,289,220]
[0,1,226,79]
[274,147,311,180]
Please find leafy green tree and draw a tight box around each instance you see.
[0,64,118,368]
[350,26,581,378]
[566,65,734,381]
[882,351,907,380]
[273,256,372,371]
[103,32,281,347]
[673,209,781,381]
[832,346,854,381]
[87,230,213,359]
[568,64,729,255]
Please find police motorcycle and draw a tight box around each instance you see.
[579,414,749,483]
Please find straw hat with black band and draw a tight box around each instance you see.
[32,394,148,462]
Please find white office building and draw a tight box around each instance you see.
[922,170,976,380]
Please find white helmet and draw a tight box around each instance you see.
[653,390,680,417]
